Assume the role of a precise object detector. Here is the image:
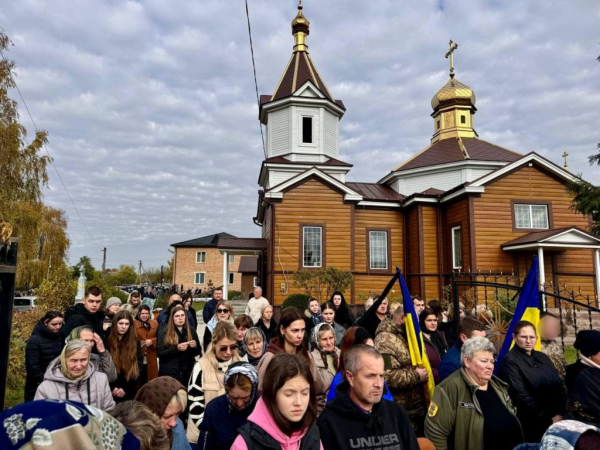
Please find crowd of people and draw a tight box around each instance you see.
[3,285,599,450]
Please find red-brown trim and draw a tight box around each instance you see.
[298,223,327,270]
[510,200,554,232]
[418,205,425,297]
[366,228,393,274]
[468,196,477,272]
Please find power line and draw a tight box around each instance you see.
[244,0,267,161]
[0,49,103,251]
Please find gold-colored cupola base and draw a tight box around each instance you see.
[431,104,477,143]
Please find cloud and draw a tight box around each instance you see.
[1,0,598,270]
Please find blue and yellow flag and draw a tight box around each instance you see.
[496,257,542,371]
[396,267,436,400]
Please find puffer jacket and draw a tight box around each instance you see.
[374,318,427,427]
[34,357,115,410]
[499,346,567,443]
[62,303,106,341]
[24,320,64,401]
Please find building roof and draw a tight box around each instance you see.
[217,238,267,252]
[392,137,522,173]
[345,182,404,202]
[421,187,445,195]
[264,155,353,167]
[502,227,600,249]
[237,256,258,273]
[171,232,235,248]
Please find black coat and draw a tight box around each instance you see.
[62,303,106,342]
[256,318,278,343]
[567,366,600,427]
[566,359,587,393]
[109,340,144,402]
[24,320,64,401]
[318,380,419,450]
[157,325,200,385]
[499,346,567,443]
[238,419,321,450]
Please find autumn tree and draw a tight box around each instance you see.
[0,31,69,287]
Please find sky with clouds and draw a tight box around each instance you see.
[2,0,599,272]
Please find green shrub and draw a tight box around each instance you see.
[227,290,242,300]
[282,293,311,311]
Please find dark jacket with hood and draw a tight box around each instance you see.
[62,303,106,342]
[567,366,600,427]
[25,320,64,401]
[498,346,567,443]
[317,380,419,450]
[355,295,386,338]
[438,340,462,382]
[333,295,356,330]
[157,301,195,331]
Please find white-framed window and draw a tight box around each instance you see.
[303,226,322,268]
[451,226,462,269]
[194,272,205,284]
[228,272,234,285]
[253,277,258,287]
[369,231,388,270]
[196,251,206,263]
[228,254,235,264]
[514,204,549,229]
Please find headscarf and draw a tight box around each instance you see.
[0,400,140,450]
[60,341,90,381]
[306,299,323,325]
[224,362,259,413]
[243,327,268,366]
[311,323,339,372]
[134,376,185,418]
[64,325,94,345]
[136,305,152,331]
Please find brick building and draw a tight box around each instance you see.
[171,232,260,298]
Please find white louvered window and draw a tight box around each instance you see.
[369,231,388,270]
[303,227,322,268]
[196,251,206,263]
[515,204,549,229]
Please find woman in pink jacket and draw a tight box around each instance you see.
[232,353,323,450]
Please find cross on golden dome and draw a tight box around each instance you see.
[445,40,458,78]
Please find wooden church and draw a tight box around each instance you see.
[252,3,600,306]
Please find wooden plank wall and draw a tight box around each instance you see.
[422,206,442,300]
[473,165,595,298]
[406,207,421,295]
[445,199,471,271]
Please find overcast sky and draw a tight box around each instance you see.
[2,0,599,272]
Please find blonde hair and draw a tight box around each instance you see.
[474,304,493,324]
[216,300,235,323]
[389,302,401,314]
[211,321,238,348]
[261,304,273,315]
[108,401,169,450]
[169,389,188,412]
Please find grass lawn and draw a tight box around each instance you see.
[5,385,24,410]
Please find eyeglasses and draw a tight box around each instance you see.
[217,344,238,353]
[217,308,230,314]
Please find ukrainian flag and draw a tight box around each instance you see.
[396,267,436,400]
[496,256,542,370]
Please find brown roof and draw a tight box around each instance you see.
[421,188,445,195]
[217,238,267,252]
[394,138,522,172]
[502,227,599,248]
[264,155,353,167]
[270,51,340,105]
[237,256,258,273]
[345,182,404,202]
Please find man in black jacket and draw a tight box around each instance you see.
[62,286,106,341]
[318,345,419,450]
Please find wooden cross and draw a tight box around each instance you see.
[445,40,459,78]
[562,151,569,170]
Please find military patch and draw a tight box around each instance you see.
[459,402,475,409]
[428,402,439,417]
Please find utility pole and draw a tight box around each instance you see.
[102,247,107,278]
[138,260,142,285]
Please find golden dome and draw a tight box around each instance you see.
[431,77,476,111]
[292,1,310,36]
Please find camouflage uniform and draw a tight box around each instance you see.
[374,318,427,435]
[542,339,567,381]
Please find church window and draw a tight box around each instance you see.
[369,231,388,270]
[194,272,205,284]
[303,226,322,267]
[461,115,466,124]
[451,226,462,269]
[196,251,206,263]
[302,117,313,143]
[514,204,549,229]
